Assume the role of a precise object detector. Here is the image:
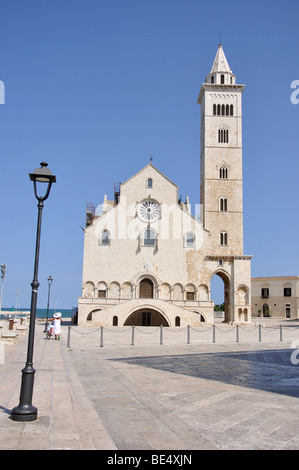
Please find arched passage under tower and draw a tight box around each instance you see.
[210,270,231,323]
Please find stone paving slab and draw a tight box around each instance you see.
[1,319,299,450]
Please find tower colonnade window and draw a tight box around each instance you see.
[218,127,229,143]
[213,104,233,116]
[219,166,228,179]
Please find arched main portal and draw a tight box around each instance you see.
[210,270,231,323]
[124,308,169,327]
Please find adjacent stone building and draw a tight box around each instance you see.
[251,276,299,319]
[78,45,252,326]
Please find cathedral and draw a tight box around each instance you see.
[78,45,252,327]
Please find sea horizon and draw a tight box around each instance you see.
[0,307,75,319]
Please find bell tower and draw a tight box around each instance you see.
[198,44,245,255]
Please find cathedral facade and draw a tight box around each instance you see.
[78,45,252,327]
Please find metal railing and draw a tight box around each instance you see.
[65,323,299,349]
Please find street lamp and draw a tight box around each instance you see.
[0,264,7,313]
[44,275,53,331]
[11,162,56,422]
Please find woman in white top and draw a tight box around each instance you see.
[51,312,63,340]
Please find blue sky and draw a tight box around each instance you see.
[0,0,298,309]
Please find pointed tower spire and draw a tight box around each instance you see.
[205,44,236,85]
[210,44,232,74]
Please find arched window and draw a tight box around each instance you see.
[221,74,225,84]
[220,198,228,212]
[221,104,225,116]
[175,316,180,327]
[185,232,195,248]
[99,230,110,246]
[113,316,118,326]
[144,228,156,247]
[230,104,234,116]
[147,178,153,188]
[220,231,228,246]
[211,76,214,84]
[217,104,221,116]
[218,127,229,143]
[213,104,216,115]
[140,278,154,299]
[226,104,230,116]
[219,166,228,179]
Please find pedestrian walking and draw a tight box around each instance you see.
[51,312,63,340]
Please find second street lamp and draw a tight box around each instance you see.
[45,275,53,332]
[11,162,56,422]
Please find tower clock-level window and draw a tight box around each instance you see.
[220,231,228,246]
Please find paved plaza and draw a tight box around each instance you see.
[1,318,299,450]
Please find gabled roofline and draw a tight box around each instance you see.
[121,163,178,189]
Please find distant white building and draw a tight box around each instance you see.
[251,276,299,318]
[78,45,252,327]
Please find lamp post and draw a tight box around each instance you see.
[44,275,53,331]
[0,264,7,313]
[11,162,56,422]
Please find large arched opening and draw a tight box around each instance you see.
[210,270,231,323]
[124,308,169,327]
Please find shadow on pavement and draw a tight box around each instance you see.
[110,349,299,398]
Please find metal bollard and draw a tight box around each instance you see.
[213,324,216,343]
[131,325,135,346]
[187,325,190,344]
[160,325,163,345]
[280,325,283,342]
[259,324,262,342]
[67,326,71,348]
[236,324,239,343]
[100,326,104,347]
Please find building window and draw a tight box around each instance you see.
[140,278,154,299]
[211,76,214,84]
[144,228,156,247]
[186,292,195,301]
[175,316,181,327]
[261,288,269,299]
[284,287,292,297]
[219,166,228,179]
[147,178,153,188]
[113,316,118,326]
[220,231,228,245]
[99,230,110,246]
[213,104,233,117]
[98,290,106,299]
[185,232,195,248]
[218,127,229,143]
[221,74,225,84]
[220,198,228,212]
